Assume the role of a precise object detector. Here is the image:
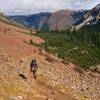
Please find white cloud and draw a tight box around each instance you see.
[0,0,99,15]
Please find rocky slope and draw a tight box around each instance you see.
[47,10,85,30]
[0,18,75,100]
[74,3,100,30]
[9,10,85,30]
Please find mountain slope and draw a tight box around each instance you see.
[74,3,100,30]
[47,10,85,30]
[0,12,29,30]
[10,12,51,29]
[0,19,75,100]
[9,10,85,30]
[1,19,100,100]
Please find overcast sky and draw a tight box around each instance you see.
[0,0,100,15]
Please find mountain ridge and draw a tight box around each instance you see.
[74,3,100,30]
[9,9,86,30]
[9,3,100,30]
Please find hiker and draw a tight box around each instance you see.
[30,59,38,79]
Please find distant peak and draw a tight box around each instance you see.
[93,3,100,10]
[96,3,100,7]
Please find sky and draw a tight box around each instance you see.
[0,0,100,15]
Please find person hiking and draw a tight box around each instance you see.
[30,59,38,79]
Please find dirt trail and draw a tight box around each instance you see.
[31,80,74,100]
[22,73,75,100]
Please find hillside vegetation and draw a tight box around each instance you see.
[35,23,100,69]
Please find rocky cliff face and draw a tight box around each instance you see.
[47,10,85,30]
[74,3,100,30]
